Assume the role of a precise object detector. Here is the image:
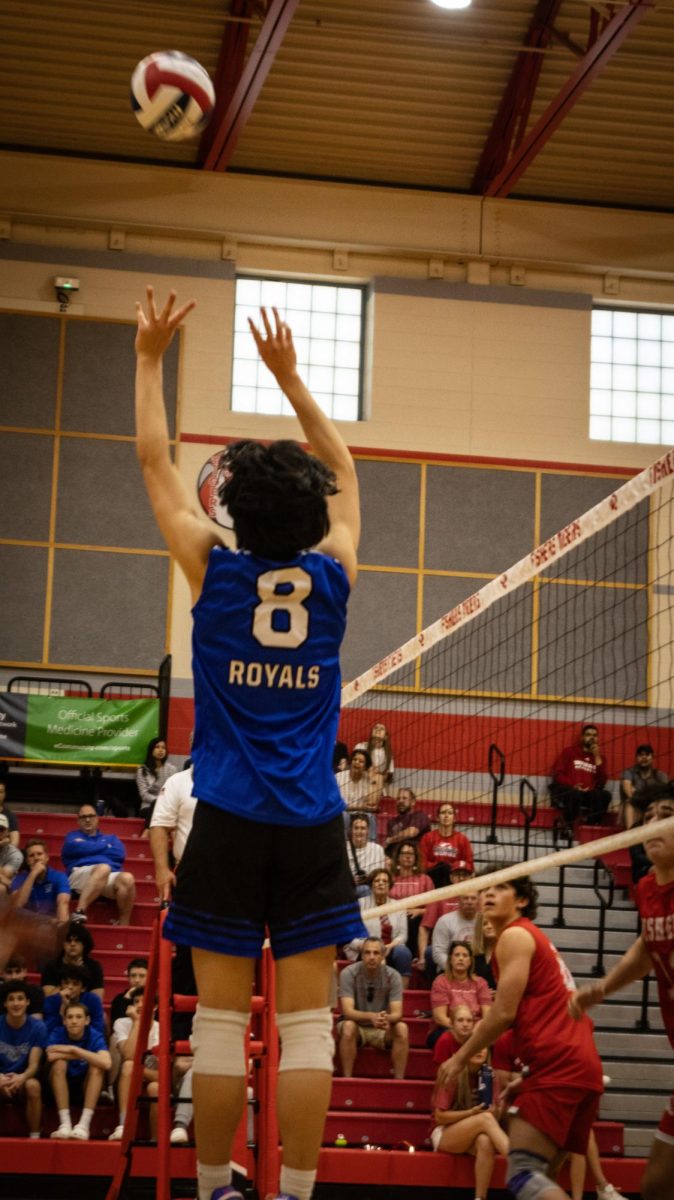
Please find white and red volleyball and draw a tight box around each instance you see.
[130,51,215,142]
[198,452,235,530]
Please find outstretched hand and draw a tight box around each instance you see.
[248,306,297,383]
[568,982,604,1019]
[135,286,196,359]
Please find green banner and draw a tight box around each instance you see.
[0,695,160,766]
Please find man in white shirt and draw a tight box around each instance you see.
[149,768,197,901]
[430,891,479,974]
[345,816,386,897]
[336,750,381,837]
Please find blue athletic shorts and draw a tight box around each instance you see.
[163,801,367,960]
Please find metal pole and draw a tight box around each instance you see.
[553,864,566,928]
[487,744,505,845]
[590,861,614,977]
[519,778,537,862]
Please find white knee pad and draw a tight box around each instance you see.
[190,1006,248,1077]
[506,1150,551,1200]
[276,1007,334,1073]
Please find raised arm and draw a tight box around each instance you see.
[135,287,222,602]
[248,307,360,584]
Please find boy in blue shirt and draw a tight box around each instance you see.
[10,838,71,922]
[43,963,105,1034]
[47,999,111,1139]
[0,980,46,1136]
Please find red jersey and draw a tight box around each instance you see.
[552,743,608,791]
[493,917,603,1092]
[419,830,474,872]
[636,872,674,1050]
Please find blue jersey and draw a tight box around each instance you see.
[191,546,349,827]
[43,991,104,1034]
[0,1016,47,1073]
[11,866,70,914]
[47,1024,108,1079]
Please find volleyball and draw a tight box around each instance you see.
[198,451,235,530]
[130,51,215,142]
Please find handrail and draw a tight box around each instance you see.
[591,860,615,976]
[487,744,506,844]
[518,778,537,862]
[7,674,92,696]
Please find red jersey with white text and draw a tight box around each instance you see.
[636,872,674,1050]
[419,830,474,872]
[493,917,603,1091]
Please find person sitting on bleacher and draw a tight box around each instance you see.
[427,941,491,1048]
[46,998,111,1140]
[345,814,386,897]
[42,921,105,1003]
[337,750,382,838]
[0,980,47,1138]
[149,766,197,900]
[344,869,412,986]
[550,722,612,827]
[429,888,479,975]
[620,743,668,831]
[0,780,20,848]
[2,957,45,1018]
[417,860,474,969]
[384,788,431,853]
[43,964,104,1035]
[108,985,160,1142]
[390,840,434,957]
[419,802,474,886]
[0,815,23,896]
[109,957,149,1027]
[60,805,136,925]
[337,936,409,1079]
[10,838,71,923]
[430,1043,508,1196]
[432,1004,521,1095]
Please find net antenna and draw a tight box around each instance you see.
[341,450,674,866]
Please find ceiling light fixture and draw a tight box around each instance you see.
[429,0,472,10]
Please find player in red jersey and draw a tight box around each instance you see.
[439,874,603,1200]
[573,787,674,1200]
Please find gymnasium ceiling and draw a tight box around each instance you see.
[2,0,673,214]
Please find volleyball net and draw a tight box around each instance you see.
[340,449,674,868]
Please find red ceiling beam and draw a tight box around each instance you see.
[202,0,300,172]
[198,0,255,164]
[472,1,564,194]
[484,0,654,199]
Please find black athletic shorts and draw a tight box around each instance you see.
[162,801,366,960]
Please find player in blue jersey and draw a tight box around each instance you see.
[135,289,365,1200]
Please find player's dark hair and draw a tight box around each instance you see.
[127,957,148,974]
[218,439,337,560]
[477,864,539,919]
[641,780,674,811]
[64,921,94,957]
[3,956,26,972]
[57,962,90,989]
[0,980,30,1005]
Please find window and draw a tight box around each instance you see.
[232,277,365,421]
[590,308,674,444]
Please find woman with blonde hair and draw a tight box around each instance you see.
[355,722,394,787]
[430,1044,508,1200]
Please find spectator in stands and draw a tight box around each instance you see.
[149,766,197,900]
[354,722,394,788]
[430,890,480,975]
[0,780,20,847]
[0,980,46,1137]
[417,861,475,967]
[61,805,136,925]
[390,840,433,956]
[430,1044,508,1197]
[432,1005,520,1094]
[428,941,491,1048]
[47,999,111,1139]
[10,838,71,922]
[420,802,474,886]
[337,936,409,1079]
[345,814,386,897]
[0,815,22,895]
[345,868,412,986]
[108,986,160,1141]
[471,913,498,991]
[2,957,44,1017]
[384,788,431,853]
[43,964,104,1034]
[337,750,382,837]
[620,743,668,829]
[550,723,612,826]
[42,921,104,1002]
[110,958,149,1026]
[136,737,177,828]
[333,740,349,773]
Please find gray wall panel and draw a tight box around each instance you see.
[49,550,169,669]
[356,460,420,568]
[540,473,623,541]
[55,439,166,550]
[425,467,536,573]
[0,432,53,540]
[60,322,178,437]
[0,546,48,661]
[0,313,59,428]
[340,571,417,685]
